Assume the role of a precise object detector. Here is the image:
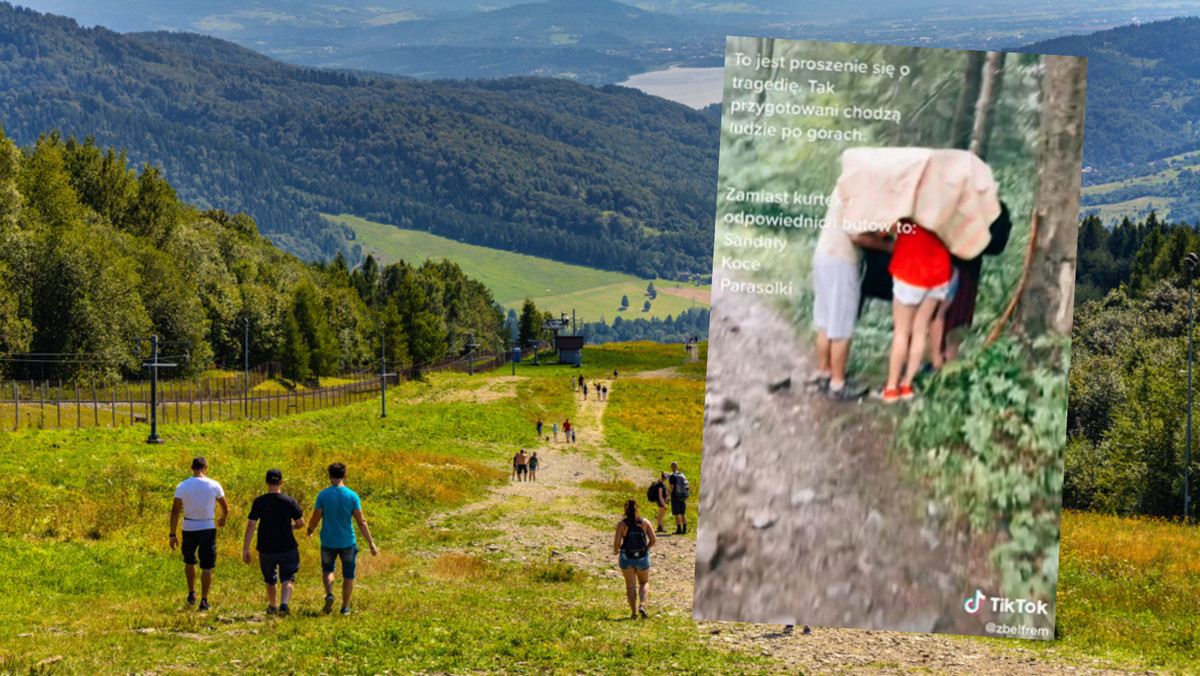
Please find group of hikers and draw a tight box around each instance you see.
[535,416,575,444]
[573,375,611,402]
[511,448,541,481]
[611,462,692,619]
[169,456,378,616]
[809,203,1009,403]
[808,149,1011,403]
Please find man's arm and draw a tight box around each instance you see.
[307,508,323,537]
[352,509,378,555]
[242,519,256,563]
[216,496,230,528]
[169,498,182,550]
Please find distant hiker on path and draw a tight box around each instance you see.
[613,369,618,379]
[668,462,690,534]
[536,417,543,439]
[563,419,572,443]
[242,468,304,616]
[513,449,529,481]
[170,456,229,612]
[552,422,558,442]
[648,472,669,533]
[528,452,539,482]
[307,462,379,615]
[613,499,656,619]
[602,384,608,402]
[582,383,588,400]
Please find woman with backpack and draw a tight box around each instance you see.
[613,499,656,619]
[528,452,539,482]
[648,473,668,533]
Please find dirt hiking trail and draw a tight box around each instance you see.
[425,365,1157,675]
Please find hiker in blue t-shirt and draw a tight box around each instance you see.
[307,462,379,615]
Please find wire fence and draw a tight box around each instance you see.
[0,351,511,431]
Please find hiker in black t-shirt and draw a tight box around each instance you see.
[613,499,656,619]
[242,468,305,616]
[667,462,689,534]
[648,472,668,533]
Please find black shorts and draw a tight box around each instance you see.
[259,549,300,585]
[671,497,687,516]
[517,464,528,475]
[181,529,217,569]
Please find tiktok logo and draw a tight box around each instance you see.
[963,589,987,615]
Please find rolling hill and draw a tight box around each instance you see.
[0,2,719,276]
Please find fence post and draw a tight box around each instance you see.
[56,379,62,428]
[110,381,116,427]
[74,379,81,428]
[188,380,194,424]
[174,380,180,424]
[12,380,17,431]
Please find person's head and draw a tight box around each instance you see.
[660,472,668,481]
[670,461,678,472]
[328,462,347,482]
[531,451,538,459]
[191,456,207,475]
[265,468,283,488]
[624,499,638,521]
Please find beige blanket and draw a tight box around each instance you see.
[833,147,1001,259]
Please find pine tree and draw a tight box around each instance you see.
[621,294,630,309]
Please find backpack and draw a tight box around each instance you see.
[672,472,690,499]
[621,517,648,555]
[647,481,664,504]
[980,201,1012,257]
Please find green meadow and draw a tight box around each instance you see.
[330,213,710,319]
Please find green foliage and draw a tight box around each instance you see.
[518,299,541,348]
[895,336,1068,623]
[0,4,719,277]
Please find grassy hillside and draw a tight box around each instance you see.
[337,213,711,318]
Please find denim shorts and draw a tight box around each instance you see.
[320,545,358,579]
[618,551,650,571]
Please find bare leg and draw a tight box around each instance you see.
[280,580,294,605]
[829,338,851,388]
[930,302,950,370]
[265,583,277,607]
[636,569,649,610]
[887,302,917,391]
[200,569,212,600]
[621,568,638,616]
[185,564,196,594]
[656,505,664,530]
[323,570,335,597]
[342,578,354,610]
[815,330,832,376]
[903,298,941,389]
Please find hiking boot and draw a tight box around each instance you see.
[323,594,335,615]
[198,598,209,612]
[266,605,277,615]
[639,606,649,619]
[674,527,682,535]
[655,526,665,533]
[340,607,351,616]
[279,604,290,617]
[186,591,196,606]
[826,381,868,402]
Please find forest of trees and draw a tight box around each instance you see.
[0,3,719,279]
[1069,209,1200,519]
[0,128,506,382]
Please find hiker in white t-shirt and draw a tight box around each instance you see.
[169,456,229,611]
[809,194,892,402]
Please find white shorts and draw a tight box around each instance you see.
[893,277,952,306]
[812,253,860,341]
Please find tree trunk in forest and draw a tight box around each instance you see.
[969,52,1005,160]
[1018,55,1087,339]
[950,51,986,149]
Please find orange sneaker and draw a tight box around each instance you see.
[899,385,915,400]
[878,387,901,403]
